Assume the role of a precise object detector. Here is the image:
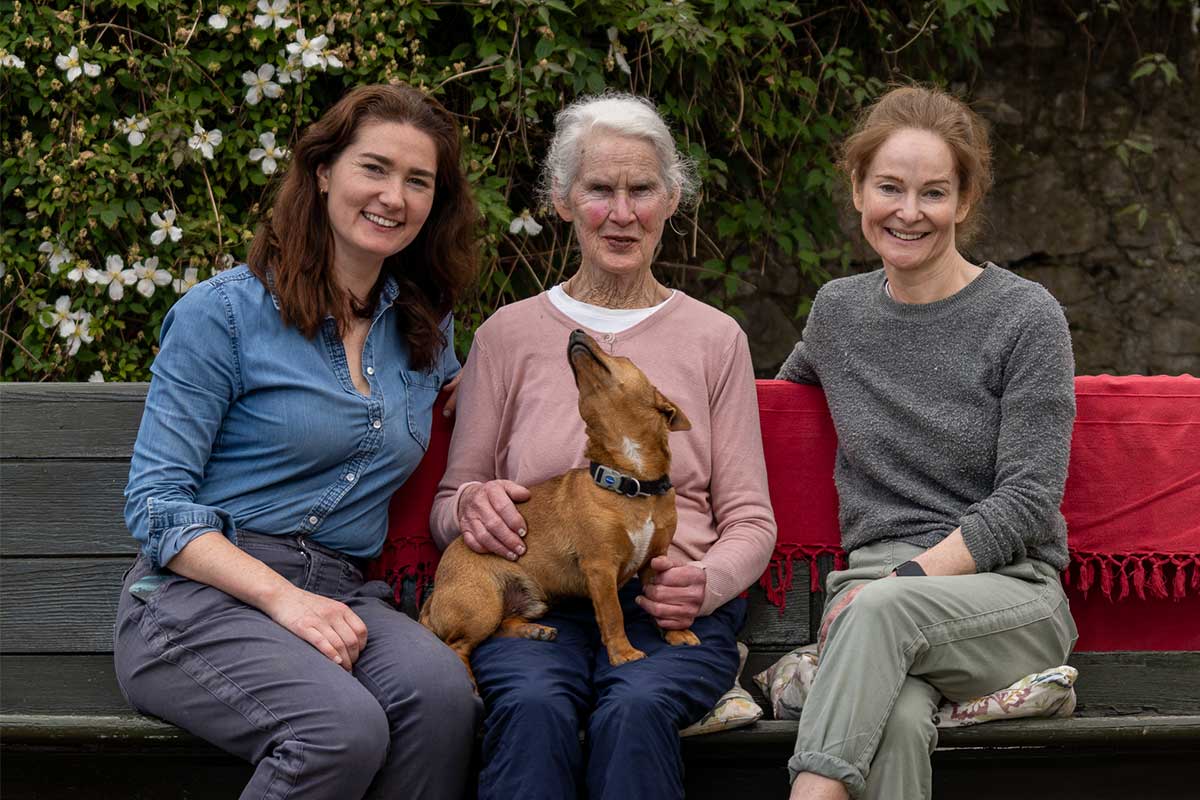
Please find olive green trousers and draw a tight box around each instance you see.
[788,540,1077,799]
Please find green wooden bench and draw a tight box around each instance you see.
[2,383,1198,799]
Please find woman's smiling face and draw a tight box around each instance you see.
[316,120,438,276]
[554,133,679,279]
[853,127,969,275]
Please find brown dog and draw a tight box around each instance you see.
[421,329,699,686]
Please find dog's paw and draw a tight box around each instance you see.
[608,646,647,666]
[664,629,701,647]
[497,619,558,641]
[522,623,558,641]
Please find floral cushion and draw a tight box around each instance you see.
[680,642,764,737]
[753,645,1078,727]
[933,665,1077,727]
[752,643,819,720]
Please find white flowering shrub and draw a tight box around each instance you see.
[7,0,1158,381]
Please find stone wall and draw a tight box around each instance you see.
[744,13,1199,377]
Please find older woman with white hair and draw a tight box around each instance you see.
[430,93,777,799]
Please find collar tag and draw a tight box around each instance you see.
[589,462,671,497]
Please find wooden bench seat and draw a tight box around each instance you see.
[3,383,1198,799]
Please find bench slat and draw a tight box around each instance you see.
[4,711,1196,752]
[0,559,127,653]
[0,383,147,459]
[680,715,1200,757]
[0,461,136,556]
[740,580,812,646]
[1,656,130,715]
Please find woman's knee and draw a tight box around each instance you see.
[493,679,578,724]
[590,679,678,737]
[292,685,392,776]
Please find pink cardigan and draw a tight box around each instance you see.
[430,290,777,616]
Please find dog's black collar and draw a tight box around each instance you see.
[589,462,672,497]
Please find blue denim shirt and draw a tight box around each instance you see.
[124,266,459,568]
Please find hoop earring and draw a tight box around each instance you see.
[668,214,685,237]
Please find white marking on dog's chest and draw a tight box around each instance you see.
[621,437,644,473]
[625,515,655,572]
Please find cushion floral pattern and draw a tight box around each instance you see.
[753,645,1078,728]
[933,665,1078,727]
[680,642,764,737]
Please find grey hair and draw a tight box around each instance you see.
[539,92,700,209]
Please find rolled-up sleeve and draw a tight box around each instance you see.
[124,283,242,568]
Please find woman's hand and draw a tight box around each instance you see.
[636,555,706,630]
[457,479,531,560]
[166,532,369,671]
[440,372,462,417]
[262,585,369,671]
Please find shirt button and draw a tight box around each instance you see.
[372,419,382,429]
[308,515,319,525]
[602,333,614,343]
[366,367,375,376]
[345,473,356,482]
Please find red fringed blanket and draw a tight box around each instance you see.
[371,376,1200,652]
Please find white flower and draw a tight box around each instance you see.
[254,0,294,31]
[55,46,100,83]
[0,51,25,70]
[173,267,200,294]
[60,310,94,356]
[215,253,235,272]
[188,121,223,160]
[275,49,305,83]
[508,209,544,236]
[248,131,288,175]
[92,255,137,301]
[133,256,173,298]
[114,116,149,146]
[88,370,105,383]
[65,259,89,283]
[287,28,333,70]
[113,114,150,147]
[209,13,228,30]
[150,208,184,246]
[38,239,74,273]
[242,63,283,106]
[39,295,74,330]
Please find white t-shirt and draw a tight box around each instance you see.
[547,283,674,333]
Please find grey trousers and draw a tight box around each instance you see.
[788,540,1077,799]
[114,531,481,800]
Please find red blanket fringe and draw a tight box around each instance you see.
[366,536,442,609]
[1065,552,1200,602]
[762,547,1200,611]
[759,544,847,610]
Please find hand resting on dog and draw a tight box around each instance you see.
[457,479,532,561]
[635,555,707,630]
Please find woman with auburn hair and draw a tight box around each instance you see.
[781,85,1078,800]
[114,84,480,799]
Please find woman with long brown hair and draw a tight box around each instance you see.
[114,84,480,799]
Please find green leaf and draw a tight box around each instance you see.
[1129,62,1157,82]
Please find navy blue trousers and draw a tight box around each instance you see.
[471,579,747,800]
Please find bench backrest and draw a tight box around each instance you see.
[2,381,1198,720]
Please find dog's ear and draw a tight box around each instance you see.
[655,390,692,432]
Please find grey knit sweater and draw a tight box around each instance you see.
[776,265,1075,571]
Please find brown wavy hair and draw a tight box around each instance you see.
[248,83,477,370]
[840,85,993,244]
